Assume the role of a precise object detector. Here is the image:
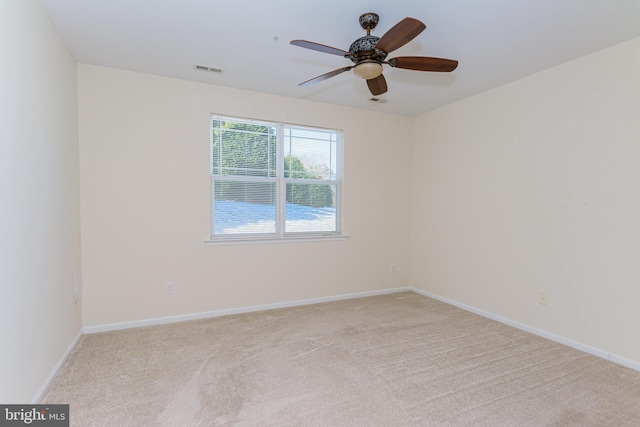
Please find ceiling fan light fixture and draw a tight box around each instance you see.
[353,61,383,80]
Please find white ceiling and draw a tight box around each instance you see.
[38,0,640,116]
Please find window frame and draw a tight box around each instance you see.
[207,115,345,244]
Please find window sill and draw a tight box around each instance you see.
[204,234,349,246]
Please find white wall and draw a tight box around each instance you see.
[411,37,640,362]
[78,65,412,327]
[0,0,81,402]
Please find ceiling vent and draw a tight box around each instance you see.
[194,64,225,74]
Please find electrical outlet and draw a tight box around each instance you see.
[391,265,396,273]
[166,282,175,294]
[538,291,547,305]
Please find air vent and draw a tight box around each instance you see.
[194,64,224,74]
[369,97,388,103]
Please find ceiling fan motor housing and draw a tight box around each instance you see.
[348,13,387,65]
[348,36,387,64]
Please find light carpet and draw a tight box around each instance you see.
[42,292,640,426]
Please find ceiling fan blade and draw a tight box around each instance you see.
[367,74,388,96]
[290,40,350,57]
[389,56,458,72]
[375,17,426,54]
[299,66,353,87]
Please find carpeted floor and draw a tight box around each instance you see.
[42,292,640,426]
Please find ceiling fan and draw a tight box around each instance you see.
[291,13,458,96]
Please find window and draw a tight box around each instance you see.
[210,115,342,241]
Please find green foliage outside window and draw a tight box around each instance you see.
[284,155,334,208]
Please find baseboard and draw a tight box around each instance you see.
[32,329,83,403]
[83,286,412,334]
[410,287,640,372]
